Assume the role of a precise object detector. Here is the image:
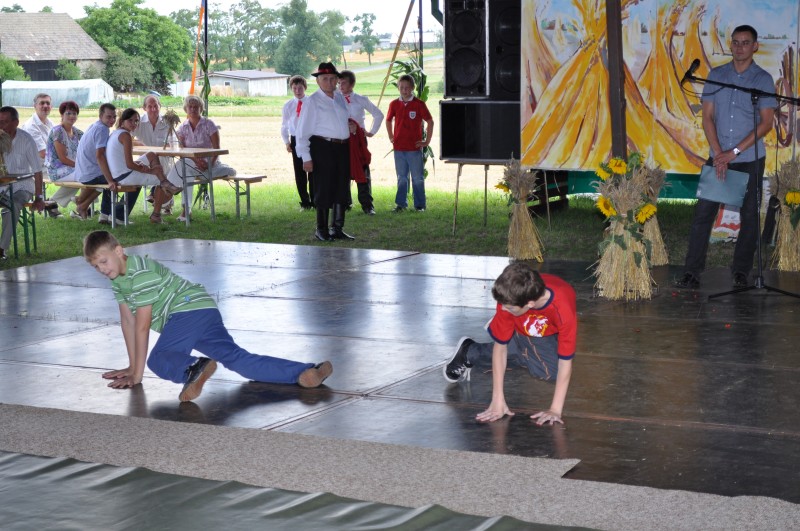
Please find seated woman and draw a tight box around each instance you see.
[103,108,181,223]
[44,100,84,218]
[166,95,236,221]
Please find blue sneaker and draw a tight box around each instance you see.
[179,358,217,402]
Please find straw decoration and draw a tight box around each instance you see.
[500,158,544,262]
[769,158,800,271]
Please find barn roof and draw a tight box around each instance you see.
[0,12,107,62]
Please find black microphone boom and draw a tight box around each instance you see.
[680,59,701,85]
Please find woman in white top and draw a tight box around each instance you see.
[107,108,181,223]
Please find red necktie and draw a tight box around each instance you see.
[296,100,302,117]
[345,95,351,104]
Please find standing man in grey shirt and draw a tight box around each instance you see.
[675,25,776,290]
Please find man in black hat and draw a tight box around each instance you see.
[295,62,354,241]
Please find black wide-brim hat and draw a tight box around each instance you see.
[312,62,340,77]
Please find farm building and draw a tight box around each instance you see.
[0,12,106,82]
[205,70,290,97]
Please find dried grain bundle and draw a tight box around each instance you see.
[503,159,544,262]
[769,159,800,271]
[633,165,668,265]
[594,221,654,301]
[163,109,182,148]
[597,173,641,214]
[509,201,544,262]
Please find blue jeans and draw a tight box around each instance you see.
[683,157,765,276]
[147,308,314,384]
[82,175,141,218]
[468,333,560,381]
[394,149,426,209]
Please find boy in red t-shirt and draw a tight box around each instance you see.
[385,74,434,212]
[444,262,577,425]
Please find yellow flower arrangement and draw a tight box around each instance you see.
[635,203,657,224]
[495,182,511,194]
[592,152,667,300]
[785,189,800,207]
[596,196,617,218]
[608,157,628,175]
[595,167,611,181]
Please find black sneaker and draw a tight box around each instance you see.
[444,337,475,383]
[674,273,700,289]
[179,358,217,402]
[391,206,407,213]
[733,272,749,288]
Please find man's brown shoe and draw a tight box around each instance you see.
[179,358,217,402]
[298,361,333,388]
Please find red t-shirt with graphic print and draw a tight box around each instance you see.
[386,97,432,151]
[486,273,577,359]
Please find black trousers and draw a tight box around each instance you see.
[355,166,373,210]
[683,157,765,276]
[309,136,351,209]
[290,136,314,206]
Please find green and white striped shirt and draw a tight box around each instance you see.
[111,254,216,332]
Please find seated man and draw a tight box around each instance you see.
[0,106,45,260]
[72,103,119,222]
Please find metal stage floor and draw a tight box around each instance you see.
[1,239,799,505]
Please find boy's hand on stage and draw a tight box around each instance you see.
[476,400,515,422]
[107,375,141,389]
[531,410,563,426]
[102,367,132,380]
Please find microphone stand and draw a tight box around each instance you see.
[686,72,800,300]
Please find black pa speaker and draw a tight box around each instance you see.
[487,0,521,101]
[444,0,487,98]
[440,100,520,161]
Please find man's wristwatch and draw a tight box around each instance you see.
[732,147,741,157]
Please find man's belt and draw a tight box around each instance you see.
[311,135,348,144]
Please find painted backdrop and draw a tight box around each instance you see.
[520,0,800,173]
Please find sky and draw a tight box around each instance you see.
[8,0,442,36]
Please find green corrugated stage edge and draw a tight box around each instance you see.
[567,171,699,199]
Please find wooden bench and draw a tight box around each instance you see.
[53,182,142,228]
[220,175,265,219]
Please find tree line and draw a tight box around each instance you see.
[0,0,388,93]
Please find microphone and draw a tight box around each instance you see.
[680,59,701,85]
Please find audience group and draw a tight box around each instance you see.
[1,66,435,258]
[0,92,236,259]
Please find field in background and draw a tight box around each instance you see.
[15,52,503,193]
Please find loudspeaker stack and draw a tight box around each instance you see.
[441,0,521,161]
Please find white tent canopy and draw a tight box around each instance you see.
[1,79,114,108]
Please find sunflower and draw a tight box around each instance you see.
[608,157,628,175]
[785,189,800,206]
[635,203,657,224]
[596,195,617,218]
[495,182,511,193]
[596,166,611,181]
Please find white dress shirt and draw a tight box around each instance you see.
[21,113,54,155]
[294,90,351,162]
[280,97,304,144]
[341,91,384,136]
[2,129,42,194]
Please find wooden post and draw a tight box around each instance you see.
[606,0,627,159]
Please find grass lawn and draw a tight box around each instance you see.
[2,183,737,273]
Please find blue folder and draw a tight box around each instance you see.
[696,165,749,207]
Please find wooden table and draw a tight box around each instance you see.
[132,146,229,226]
[0,173,35,258]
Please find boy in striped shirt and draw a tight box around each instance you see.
[84,231,332,401]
